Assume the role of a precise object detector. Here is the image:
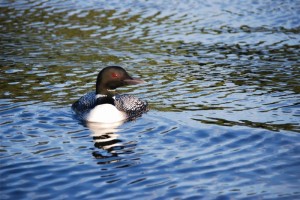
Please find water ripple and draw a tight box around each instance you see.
[1,0,300,199]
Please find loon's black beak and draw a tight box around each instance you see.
[124,78,145,85]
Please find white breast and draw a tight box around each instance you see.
[85,104,127,123]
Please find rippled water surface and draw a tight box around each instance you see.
[1,0,300,199]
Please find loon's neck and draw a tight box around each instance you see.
[95,94,115,105]
[96,81,116,96]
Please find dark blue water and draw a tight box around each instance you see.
[1,0,300,199]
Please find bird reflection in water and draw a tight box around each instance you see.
[87,121,136,164]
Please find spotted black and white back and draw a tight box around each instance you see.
[72,92,97,116]
[114,94,148,120]
[72,92,148,121]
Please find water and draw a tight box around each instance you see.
[1,0,300,199]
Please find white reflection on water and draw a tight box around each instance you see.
[88,121,123,150]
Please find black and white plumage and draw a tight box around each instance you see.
[72,66,148,123]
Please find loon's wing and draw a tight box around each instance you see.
[114,94,148,119]
[72,91,97,114]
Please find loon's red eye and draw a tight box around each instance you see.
[112,72,118,78]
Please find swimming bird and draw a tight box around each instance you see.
[72,66,148,123]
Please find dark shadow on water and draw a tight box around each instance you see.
[193,117,300,133]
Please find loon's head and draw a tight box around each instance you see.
[96,66,144,96]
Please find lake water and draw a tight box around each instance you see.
[1,0,300,199]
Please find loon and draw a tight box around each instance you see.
[72,66,148,123]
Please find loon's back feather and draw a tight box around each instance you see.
[72,91,148,122]
[72,92,97,115]
[114,94,148,120]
